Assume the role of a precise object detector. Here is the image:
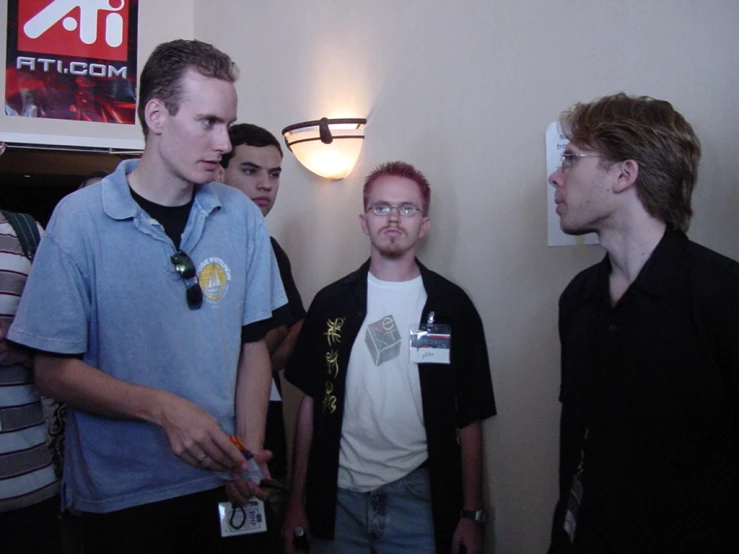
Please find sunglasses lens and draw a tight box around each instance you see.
[186,283,203,310]
[172,251,202,310]
[171,252,196,279]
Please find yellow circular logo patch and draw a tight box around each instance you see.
[197,257,231,303]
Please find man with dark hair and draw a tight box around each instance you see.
[548,93,739,553]
[219,122,306,522]
[8,39,287,552]
[282,161,496,554]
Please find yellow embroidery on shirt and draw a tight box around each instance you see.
[323,381,337,414]
[325,350,340,378]
[325,318,345,347]
[321,317,346,414]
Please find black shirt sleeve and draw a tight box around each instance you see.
[270,237,306,324]
[240,238,304,343]
[453,291,496,428]
[241,304,293,343]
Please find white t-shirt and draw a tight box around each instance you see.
[337,272,428,491]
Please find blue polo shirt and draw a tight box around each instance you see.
[9,159,287,513]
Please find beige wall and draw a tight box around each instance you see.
[0,0,194,148]
[194,1,739,552]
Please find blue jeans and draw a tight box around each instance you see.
[312,467,436,554]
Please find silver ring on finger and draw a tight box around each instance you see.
[197,453,209,464]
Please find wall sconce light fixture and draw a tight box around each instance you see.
[282,117,367,180]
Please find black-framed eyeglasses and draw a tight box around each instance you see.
[367,203,423,217]
[171,251,203,310]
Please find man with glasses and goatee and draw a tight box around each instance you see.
[7,40,287,553]
[282,162,496,554]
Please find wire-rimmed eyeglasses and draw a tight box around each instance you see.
[367,203,423,217]
[171,251,203,310]
[559,152,604,171]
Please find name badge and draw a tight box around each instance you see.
[218,499,267,537]
[410,312,451,364]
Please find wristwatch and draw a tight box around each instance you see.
[460,509,487,525]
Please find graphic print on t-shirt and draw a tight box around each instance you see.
[365,314,401,366]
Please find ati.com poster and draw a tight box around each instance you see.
[5,0,139,124]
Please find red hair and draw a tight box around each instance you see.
[363,161,431,215]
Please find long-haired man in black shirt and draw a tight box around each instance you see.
[548,93,739,553]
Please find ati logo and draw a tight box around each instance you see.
[18,0,130,61]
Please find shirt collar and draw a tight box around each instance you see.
[102,159,222,221]
[583,228,689,303]
[348,258,432,285]
[632,228,688,298]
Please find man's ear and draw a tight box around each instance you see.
[214,164,225,184]
[144,98,167,136]
[359,213,369,236]
[613,159,639,193]
[418,216,431,239]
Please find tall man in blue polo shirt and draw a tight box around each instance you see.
[283,161,496,554]
[548,93,739,553]
[8,40,287,553]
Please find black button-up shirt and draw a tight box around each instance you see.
[549,229,739,553]
[286,259,496,551]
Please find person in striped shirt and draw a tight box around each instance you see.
[0,210,60,553]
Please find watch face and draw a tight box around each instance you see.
[462,509,486,524]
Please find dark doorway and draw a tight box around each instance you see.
[0,149,128,226]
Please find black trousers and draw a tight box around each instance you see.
[81,487,283,554]
[0,495,61,554]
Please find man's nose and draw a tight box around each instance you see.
[256,173,271,189]
[548,167,563,188]
[214,127,232,154]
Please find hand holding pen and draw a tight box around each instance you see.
[223,435,276,503]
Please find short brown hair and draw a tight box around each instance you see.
[363,161,431,216]
[138,39,238,137]
[560,92,701,231]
